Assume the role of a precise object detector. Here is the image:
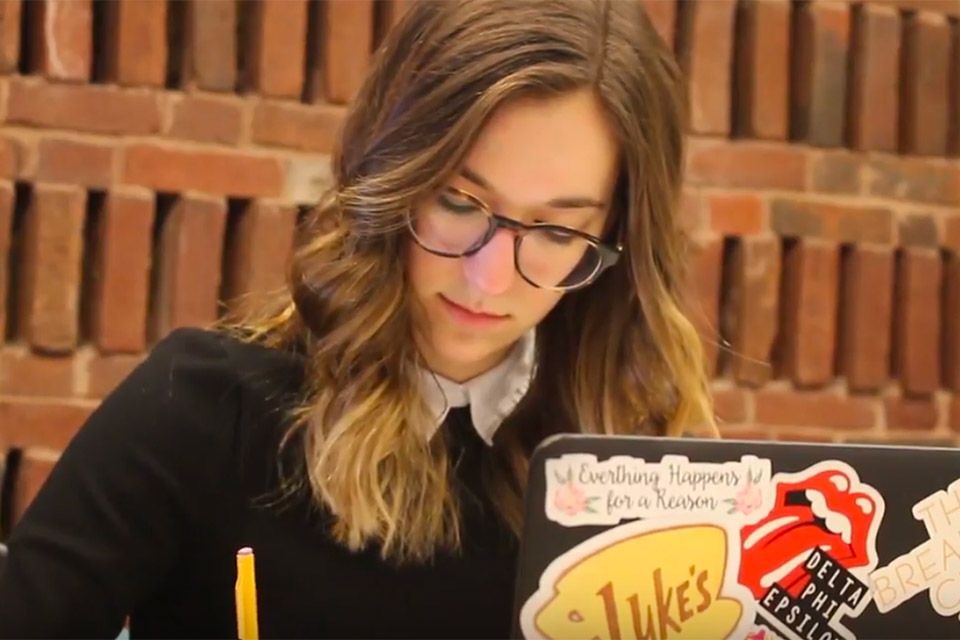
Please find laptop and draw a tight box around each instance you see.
[511,433,960,640]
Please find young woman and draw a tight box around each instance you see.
[0,0,714,637]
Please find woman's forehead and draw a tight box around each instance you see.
[457,90,620,208]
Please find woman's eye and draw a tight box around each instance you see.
[535,224,577,245]
[437,192,480,214]
[545,230,576,244]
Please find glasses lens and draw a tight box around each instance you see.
[518,227,602,289]
[409,189,491,255]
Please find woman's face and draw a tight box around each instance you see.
[407,88,620,382]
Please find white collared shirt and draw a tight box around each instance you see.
[418,330,536,445]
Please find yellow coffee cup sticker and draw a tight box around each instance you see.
[519,518,758,640]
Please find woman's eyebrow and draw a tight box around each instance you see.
[459,167,607,210]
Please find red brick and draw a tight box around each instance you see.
[899,213,940,248]
[792,1,850,147]
[894,249,942,395]
[770,198,894,245]
[734,0,790,139]
[867,155,960,207]
[810,150,862,195]
[181,0,237,92]
[151,194,227,340]
[251,100,347,153]
[721,236,780,386]
[884,394,939,430]
[0,74,7,121]
[686,140,807,191]
[943,252,960,391]
[0,0,21,73]
[123,143,284,199]
[313,0,375,104]
[688,236,723,377]
[88,189,154,354]
[222,200,296,308]
[900,12,952,156]
[677,0,736,135]
[779,239,839,387]
[948,216,960,251]
[27,0,92,81]
[10,448,59,526]
[86,352,143,399]
[18,184,85,354]
[719,427,771,442]
[99,0,166,86]
[167,94,244,146]
[706,193,766,236]
[642,0,677,48]
[0,136,18,179]
[711,386,749,424]
[0,397,94,450]
[679,189,703,234]
[950,22,959,156]
[0,134,30,179]
[848,5,900,152]
[7,78,162,136]
[755,389,876,429]
[35,137,116,188]
[839,245,894,391]
[246,0,307,98]
[770,428,838,444]
[0,182,13,344]
[0,346,74,397]
[841,432,957,447]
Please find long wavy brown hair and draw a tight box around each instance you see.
[222,0,715,564]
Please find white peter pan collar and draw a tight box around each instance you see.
[418,330,536,446]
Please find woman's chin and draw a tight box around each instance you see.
[422,336,512,382]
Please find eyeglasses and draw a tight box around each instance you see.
[407,186,623,291]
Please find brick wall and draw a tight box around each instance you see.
[0,0,957,533]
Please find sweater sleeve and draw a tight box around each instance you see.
[0,328,243,639]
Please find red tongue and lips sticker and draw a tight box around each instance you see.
[738,467,881,600]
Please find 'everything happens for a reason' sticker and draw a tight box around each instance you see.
[544,454,773,527]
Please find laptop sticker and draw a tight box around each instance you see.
[869,478,960,618]
[518,517,758,640]
[524,456,885,640]
[544,454,774,527]
[743,461,884,640]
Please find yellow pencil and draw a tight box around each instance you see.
[235,547,260,640]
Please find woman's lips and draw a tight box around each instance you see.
[438,295,509,326]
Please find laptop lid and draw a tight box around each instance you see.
[511,433,960,640]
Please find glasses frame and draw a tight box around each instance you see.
[407,186,623,292]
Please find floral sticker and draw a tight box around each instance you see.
[552,467,601,515]
[544,454,773,527]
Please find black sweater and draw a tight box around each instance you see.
[0,328,519,638]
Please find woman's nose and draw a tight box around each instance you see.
[462,229,517,296]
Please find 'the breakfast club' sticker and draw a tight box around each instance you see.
[526,456,886,640]
[544,454,773,527]
[870,478,960,618]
